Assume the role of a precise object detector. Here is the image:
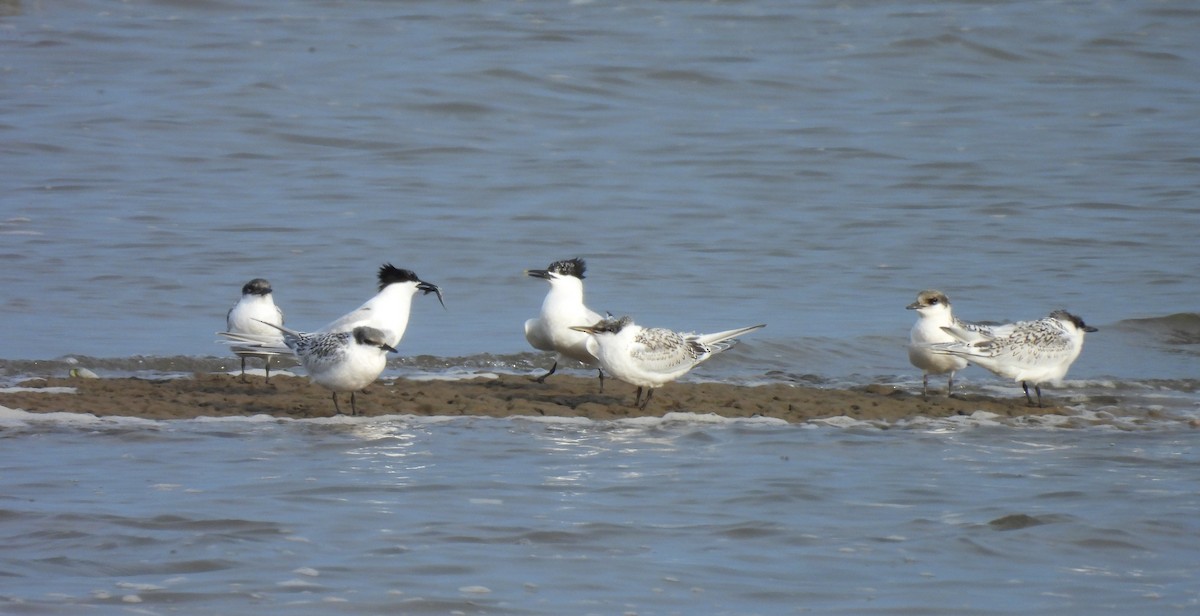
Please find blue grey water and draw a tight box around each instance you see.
[1,0,1199,613]
[1,412,1197,615]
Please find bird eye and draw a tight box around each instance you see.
[929,298,939,304]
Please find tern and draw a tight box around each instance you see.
[572,316,764,410]
[321,263,444,349]
[236,322,396,416]
[927,309,1097,407]
[225,278,285,383]
[906,290,997,397]
[219,264,442,413]
[524,258,606,389]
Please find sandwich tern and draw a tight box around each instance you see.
[226,278,285,383]
[572,316,764,410]
[321,263,444,348]
[927,309,1097,407]
[906,290,996,397]
[524,257,605,389]
[219,264,441,412]
[225,321,397,416]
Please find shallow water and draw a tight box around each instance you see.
[1,0,1197,383]
[1,411,1197,615]
[2,1,1199,612]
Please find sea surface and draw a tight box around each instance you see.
[1,410,1198,615]
[1,0,1199,613]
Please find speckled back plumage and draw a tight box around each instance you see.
[964,316,1072,358]
[631,327,709,371]
[288,330,354,365]
[930,310,1095,386]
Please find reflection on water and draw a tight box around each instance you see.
[0,414,1196,613]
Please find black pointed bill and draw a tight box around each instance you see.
[418,281,446,310]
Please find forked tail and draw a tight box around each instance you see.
[217,321,296,356]
[695,323,766,353]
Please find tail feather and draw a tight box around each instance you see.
[252,318,303,341]
[940,324,991,344]
[694,324,766,353]
[924,338,989,360]
[218,328,293,356]
[228,344,283,358]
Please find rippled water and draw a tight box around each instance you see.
[1,411,1197,615]
[2,1,1200,612]
[3,0,1197,373]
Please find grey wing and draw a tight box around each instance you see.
[297,332,351,366]
[288,332,317,356]
[945,318,1005,344]
[524,317,554,351]
[977,319,1071,359]
[322,306,370,333]
[956,318,994,336]
[630,328,699,373]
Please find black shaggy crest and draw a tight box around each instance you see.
[377,263,421,291]
[548,258,587,279]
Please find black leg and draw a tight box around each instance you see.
[239,357,248,383]
[922,373,929,399]
[639,388,655,411]
[597,369,605,393]
[947,372,955,396]
[350,391,359,417]
[535,361,558,384]
[1035,384,1043,408]
[264,356,271,384]
[1022,382,1034,406]
[332,392,342,415]
[633,386,643,408]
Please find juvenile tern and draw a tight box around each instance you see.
[226,278,285,383]
[927,309,1097,407]
[523,257,605,389]
[906,290,995,397]
[225,322,396,416]
[572,316,764,410]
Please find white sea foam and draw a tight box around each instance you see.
[0,386,77,394]
[0,399,1193,432]
[0,406,161,430]
[223,369,298,379]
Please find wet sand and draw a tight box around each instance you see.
[0,372,1072,424]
